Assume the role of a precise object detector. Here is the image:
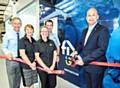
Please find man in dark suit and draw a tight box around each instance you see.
[74,7,110,88]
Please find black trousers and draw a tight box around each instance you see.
[38,71,56,88]
[84,70,105,88]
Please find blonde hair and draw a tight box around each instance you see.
[39,26,49,39]
[40,26,48,33]
[12,17,22,23]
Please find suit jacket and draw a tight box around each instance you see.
[77,23,110,73]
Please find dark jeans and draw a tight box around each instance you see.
[6,60,21,88]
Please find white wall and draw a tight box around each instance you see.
[5,0,39,40]
[18,1,39,40]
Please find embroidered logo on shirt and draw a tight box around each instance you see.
[49,43,53,46]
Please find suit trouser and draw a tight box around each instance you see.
[84,70,104,88]
[79,67,88,88]
[6,60,21,88]
[38,71,56,88]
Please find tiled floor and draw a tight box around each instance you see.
[0,44,79,88]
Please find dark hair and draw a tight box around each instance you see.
[45,20,53,26]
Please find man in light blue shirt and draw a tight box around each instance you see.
[2,17,22,88]
[45,20,61,62]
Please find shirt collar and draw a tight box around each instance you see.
[88,22,97,31]
[40,38,50,43]
[24,36,35,42]
[11,29,18,33]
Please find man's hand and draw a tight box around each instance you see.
[6,53,13,60]
[70,51,78,57]
[75,55,84,65]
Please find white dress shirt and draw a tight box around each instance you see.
[49,32,60,49]
[84,22,97,46]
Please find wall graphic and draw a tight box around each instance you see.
[40,0,120,86]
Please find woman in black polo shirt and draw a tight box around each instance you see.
[35,26,57,88]
[19,24,38,88]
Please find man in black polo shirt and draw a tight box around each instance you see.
[35,26,57,88]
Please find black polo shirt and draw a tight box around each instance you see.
[19,36,36,69]
[35,39,57,67]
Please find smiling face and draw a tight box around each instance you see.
[25,27,34,37]
[12,18,22,32]
[45,21,53,33]
[24,24,34,37]
[86,8,99,26]
[40,27,49,39]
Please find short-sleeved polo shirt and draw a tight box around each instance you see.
[35,39,57,67]
[19,36,36,69]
